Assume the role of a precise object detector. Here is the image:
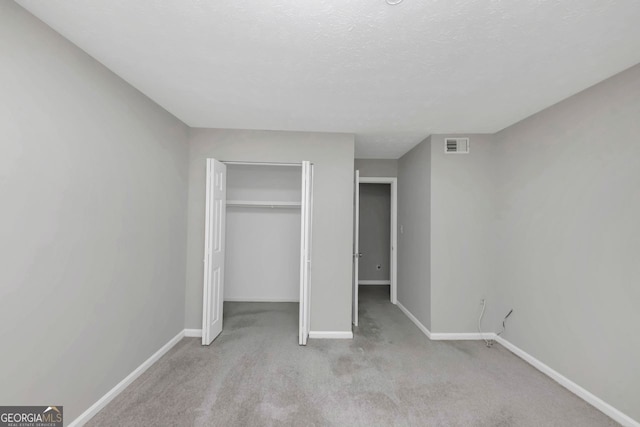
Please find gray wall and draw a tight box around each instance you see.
[397,137,431,329]
[430,134,500,332]
[0,2,189,424]
[358,184,391,281]
[396,65,640,421]
[186,129,355,332]
[494,63,640,421]
[355,159,398,177]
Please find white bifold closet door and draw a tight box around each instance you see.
[352,170,360,327]
[202,159,226,345]
[299,161,313,346]
[202,159,313,346]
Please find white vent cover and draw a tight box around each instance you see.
[445,137,470,154]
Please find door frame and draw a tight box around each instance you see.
[356,177,398,305]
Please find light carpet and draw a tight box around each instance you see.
[87,286,617,426]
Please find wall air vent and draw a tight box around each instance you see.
[445,137,470,154]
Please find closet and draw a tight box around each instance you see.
[201,159,313,346]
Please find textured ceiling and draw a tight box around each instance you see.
[17,0,640,158]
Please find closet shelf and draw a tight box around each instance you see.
[227,200,301,209]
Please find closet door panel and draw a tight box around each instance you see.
[202,159,226,346]
[299,161,313,346]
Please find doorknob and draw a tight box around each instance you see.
[354,253,363,258]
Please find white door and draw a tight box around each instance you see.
[352,170,360,326]
[202,159,227,345]
[299,161,313,345]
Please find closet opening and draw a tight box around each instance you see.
[202,159,313,346]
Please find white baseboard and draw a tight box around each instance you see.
[70,318,640,427]
[358,280,391,285]
[394,302,638,427]
[69,330,185,427]
[184,329,202,338]
[396,302,432,339]
[309,331,353,339]
[494,336,639,427]
[430,332,491,340]
[224,297,299,302]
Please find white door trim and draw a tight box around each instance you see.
[357,177,398,305]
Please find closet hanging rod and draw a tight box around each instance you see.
[221,161,304,167]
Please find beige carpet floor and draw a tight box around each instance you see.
[87,286,617,426]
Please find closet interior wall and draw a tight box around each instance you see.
[224,164,302,302]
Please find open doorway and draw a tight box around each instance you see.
[352,174,397,326]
